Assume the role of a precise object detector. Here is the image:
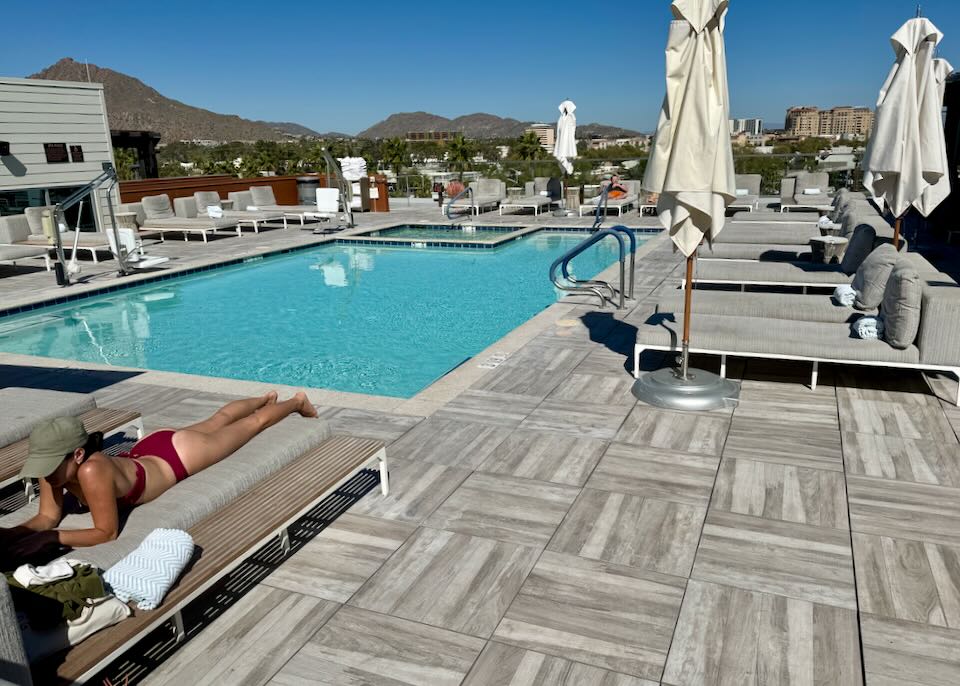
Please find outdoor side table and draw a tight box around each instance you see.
[809,235,848,264]
[114,212,139,230]
[565,187,580,211]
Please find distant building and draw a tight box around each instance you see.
[729,118,763,135]
[785,106,874,137]
[525,124,555,152]
[586,135,649,150]
[406,131,457,142]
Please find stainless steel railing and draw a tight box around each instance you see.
[549,226,636,309]
[445,185,474,221]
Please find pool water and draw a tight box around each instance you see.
[0,232,640,398]
[365,225,518,241]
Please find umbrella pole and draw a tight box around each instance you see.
[680,250,696,380]
[893,215,902,251]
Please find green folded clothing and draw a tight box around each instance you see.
[6,565,105,629]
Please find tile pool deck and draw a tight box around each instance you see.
[2,203,960,685]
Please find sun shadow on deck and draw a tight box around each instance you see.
[0,364,142,394]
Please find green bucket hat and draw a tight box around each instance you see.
[20,416,88,479]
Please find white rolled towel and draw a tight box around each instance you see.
[854,316,884,340]
[832,284,856,307]
[206,206,223,219]
[818,216,837,230]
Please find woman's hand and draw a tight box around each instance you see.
[8,530,59,559]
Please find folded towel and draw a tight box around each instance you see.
[246,205,259,211]
[735,188,749,197]
[803,187,822,195]
[13,560,75,588]
[818,216,837,230]
[206,206,223,219]
[854,316,884,340]
[832,284,856,307]
[104,529,194,610]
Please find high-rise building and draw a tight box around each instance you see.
[729,118,763,135]
[785,106,874,137]
[525,124,555,151]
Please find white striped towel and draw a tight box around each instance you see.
[104,529,194,610]
[832,284,856,307]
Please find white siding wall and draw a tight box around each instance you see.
[0,77,117,231]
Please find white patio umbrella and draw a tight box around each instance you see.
[633,0,739,411]
[554,100,577,175]
[862,17,948,249]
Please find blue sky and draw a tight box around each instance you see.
[2,0,957,134]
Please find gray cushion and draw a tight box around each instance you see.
[657,290,868,324]
[118,202,146,227]
[0,215,33,244]
[228,191,254,211]
[0,388,97,448]
[694,259,851,286]
[194,191,222,213]
[172,196,198,218]
[0,244,50,261]
[0,418,332,570]
[715,227,813,245]
[141,194,175,220]
[734,174,761,196]
[851,244,899,310]
[0,583,32,685]
[249,186,278,206]
[839,225,877,275]
[636,311,918,364]
[699,243,808,261]
[881,265,922,349]
[917,282,960,365]
[23,206,53,235]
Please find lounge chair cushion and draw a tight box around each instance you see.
[0,244,51,262]
[917,282,960,365]
[839,225,877,275]
[0,582,31,686]
[851,244,899,310]
[881,265,922,349]
[250,186,278,207]
[656,290,867,324]
[0,388,97,448]
[0,215,33,244]
[0,417,332,570]
[694,259,850,286]
[141,195,176,220]
[24,206,54,236]
[699,243,809,261]
[715,227,813,245]
[194,191,223,213]
[636,311,918,364]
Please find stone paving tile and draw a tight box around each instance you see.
[587,443,719,507]
[861,614,960,686]
[433,390,540,427]
[615,405,730,457]
[847,476,960,547]
[322,407,424,443]
[383,416,512,468]
[350,458,471,524]
[838,399,956,443]
[518,398,633,440]
[843,432,960,487]
[478,428,608,487]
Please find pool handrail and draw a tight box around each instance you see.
[445,185,474,221]
[593,185,610,230]
[550,228,630,308]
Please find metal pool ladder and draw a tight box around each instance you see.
[445,185,474,221]
[549,226,636,309]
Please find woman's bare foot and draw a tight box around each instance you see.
[264,391,278,405]
[294,392,318,418]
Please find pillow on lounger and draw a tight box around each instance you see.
[735,188,749,197]
[839,224,877,276]
[141,195,175,220]
[880,264,922,349]
[851,244,899,310]
[249,186,278,207]
[194,191,222,213]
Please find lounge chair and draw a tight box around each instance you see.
[635,277,960,405]
[730,174,761,212]
[499,179,557,217]
[689,224,878,290]
[0,215,53,271]
[0,414,389,683]
[448,178,506,215]
[174,193,286,234]
[21,207,111,263]
[780,172,834,212]
[106,227,169,270]
[119,195,241,242]
[579,180,642,217]
[237,186,325,227]
[304,188,348,232]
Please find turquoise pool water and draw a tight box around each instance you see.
[364,225,517,241]
[0,232,640,397]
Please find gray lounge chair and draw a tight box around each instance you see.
[21,207,111,263]
[781,172,833,212]
[730,174,761,212]
[120,195,241,242]
[240,186,325,227]
[579,180,641,217]
[0,215,52,271]
[635,278,960,404]
[174,193,286,233]
[499,179,557,217]
[449,179,506,215]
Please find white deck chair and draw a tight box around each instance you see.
[108,228,169,269]
[306,188,345,234]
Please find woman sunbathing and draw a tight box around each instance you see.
[4,392,317,559]
[603,175,629,199]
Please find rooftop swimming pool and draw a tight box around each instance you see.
[360,224,519,241]
[0,231,644,398]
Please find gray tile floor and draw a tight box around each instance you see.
[3,206,960,685]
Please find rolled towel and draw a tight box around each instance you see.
[104,529,194,610]
[818,216,837,230]
[246,205,259,211]
[832,284,856,307]
[206,206,223,219]
[853,316,884,340]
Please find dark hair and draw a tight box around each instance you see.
[66,432,104,462]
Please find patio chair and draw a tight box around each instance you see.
[120,195,241,242]
[781,171,833,212]
[106,227,169,270]
[241,186,325,227]
[22,207,111,263]
[448,179,506,215]
[499,179,556,217]
[730,174,761,212]
[174,194,286,234]
[0,215,51,272]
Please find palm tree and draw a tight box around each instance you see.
[446,134,475,180]
[511,131,545,162]
[381,137,410,184]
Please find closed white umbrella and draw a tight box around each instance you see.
[862,17,948,248]
[554,100,577,175]
[633,0,739,410]
[917,57,954,216]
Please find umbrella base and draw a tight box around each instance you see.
[632,366,740,412]
[552,208,576,217]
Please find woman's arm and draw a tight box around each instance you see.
[50,459,120,548]
[9,477,64,535]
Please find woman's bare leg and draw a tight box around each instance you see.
[173,393,316,474]
[179,391,278,434]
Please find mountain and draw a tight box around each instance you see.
[255,121,354,139]
[358,111,642,140]
[29,58,304,143]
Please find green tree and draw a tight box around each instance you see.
[446,134,475,180]
[510,131,546,162]
[112,147,139,181]
[380,138,410,181]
